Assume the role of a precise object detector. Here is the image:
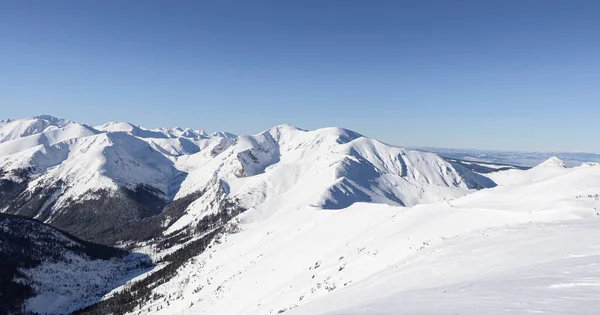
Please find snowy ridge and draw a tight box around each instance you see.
[166,124,494,233]
[96,121,236,141]
[0,119,99,156]
[0,115,73,143]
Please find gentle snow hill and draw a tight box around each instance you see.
[0,213,151,315]
[484,156,570,186]
[164,124,494,234]
[453,160,600,215]
[128,158,600,315]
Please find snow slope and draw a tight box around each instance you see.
[125,158,600,315]
[292,220,600,315]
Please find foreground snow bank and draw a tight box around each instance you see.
[292,219,600,315]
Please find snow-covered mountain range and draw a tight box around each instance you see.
[0,115,492,244]
[2,115,600,314]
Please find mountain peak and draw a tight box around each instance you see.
[269,124,304,133]
[316,126,363,143]
[96,121,139,133]
[536,156,566,168]
[29,115,73,129]
[33,114,68,123]
[210,131,237,138]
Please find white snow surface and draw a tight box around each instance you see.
[291,220,600,315]
[126,161,600,315]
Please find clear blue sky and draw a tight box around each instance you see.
[1,1,599,152]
